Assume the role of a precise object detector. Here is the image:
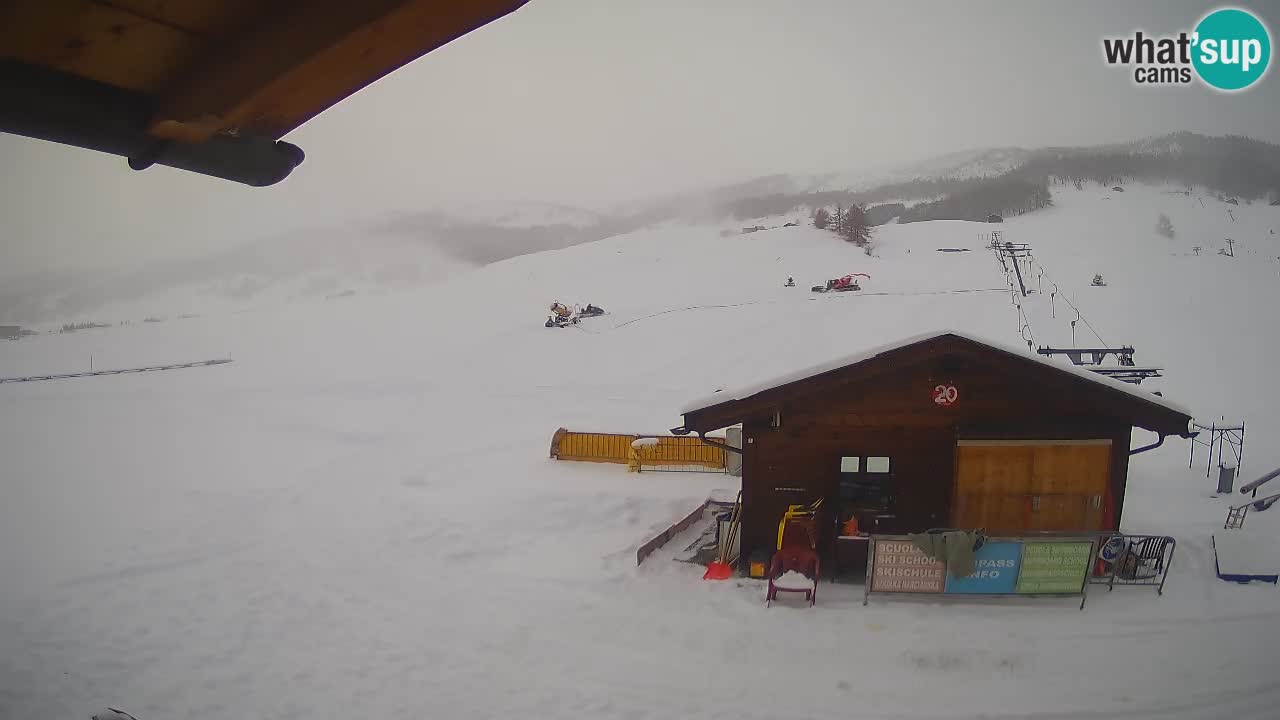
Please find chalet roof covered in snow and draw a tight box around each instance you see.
[678,330,1193,435]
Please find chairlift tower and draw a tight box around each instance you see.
[994,240,1033,296]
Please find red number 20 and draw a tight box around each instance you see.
[933,384,958,406]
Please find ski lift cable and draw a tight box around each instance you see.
[1028,254,1108,347]
[1017,302,1037,347]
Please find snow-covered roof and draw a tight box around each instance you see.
[679,329,1191,418]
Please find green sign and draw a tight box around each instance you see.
[1016,542,1093,594]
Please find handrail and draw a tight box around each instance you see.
[1225,491,1280,529]
[1235,492,1280,512]
[1239,466,1280,496]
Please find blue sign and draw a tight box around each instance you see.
[945,542,1022,594]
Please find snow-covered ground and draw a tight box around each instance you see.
[2,183,1279,719]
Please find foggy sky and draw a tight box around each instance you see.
[3,0,1279,280]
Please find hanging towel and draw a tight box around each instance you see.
[908,532,946,562]
[908,530,981,578]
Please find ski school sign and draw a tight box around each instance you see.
[1101,7,1271,91]
[865,536,1097,608]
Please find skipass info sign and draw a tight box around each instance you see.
[868,537,1095,600]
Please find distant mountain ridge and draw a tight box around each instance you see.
[5,132,1276,325]
[703,132,1280,222]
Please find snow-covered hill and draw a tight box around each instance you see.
[804,146,1034,193]
[435,200,608,229]
[0,206,608,328]
[11,133,1272,330]
[2,182,1279,719]
[704,131,1277,204]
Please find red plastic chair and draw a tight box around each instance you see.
[766,547,820,607]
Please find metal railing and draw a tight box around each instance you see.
[1224,491,1280,529]
[1222,467,1280,529]
[1239,466,1280,497]
[1089,534,1176,595]
[0,357,232,383]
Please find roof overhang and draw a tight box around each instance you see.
[0,1,529,186]
[679,331,1194,438]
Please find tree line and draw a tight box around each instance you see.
[1012,132,1280,201]
[896,176,1052,223]
[714,132,1280,223]
[813,203,873,249]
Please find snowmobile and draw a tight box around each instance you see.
[1091,274,1107,287]
[545,315,578,328]
[546,302,579,328]
[784,277,795,287]
[545,302,606,328]
[811,273,870,293]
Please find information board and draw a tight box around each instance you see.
[868,539,946,593]
[943,541,1021,594]
[1015,541,1094,594]
[865,536,1097,608]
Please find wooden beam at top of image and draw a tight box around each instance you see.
[146,0,530,143]
[92,0,263,37]
[0,0,211,94]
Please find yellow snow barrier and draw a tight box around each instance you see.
[549,429,634,464]
[549,427,727,472]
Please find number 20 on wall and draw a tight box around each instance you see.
[933,383,958,406]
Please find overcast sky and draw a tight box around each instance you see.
[3,0,1279,280]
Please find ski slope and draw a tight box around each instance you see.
[2,183,1279,719]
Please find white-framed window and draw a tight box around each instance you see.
[865,456,891,473]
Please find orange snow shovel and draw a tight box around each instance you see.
[704,491,742,580]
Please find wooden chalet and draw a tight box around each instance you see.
[673,331,1194,572]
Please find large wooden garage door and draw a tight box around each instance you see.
[953,440,1110,533]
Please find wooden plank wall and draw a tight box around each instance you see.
[953,441,1111,533]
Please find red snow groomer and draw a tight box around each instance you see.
[811,273,870,293]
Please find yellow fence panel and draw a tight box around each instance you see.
[549,427,727,472]
[551,429,635,464]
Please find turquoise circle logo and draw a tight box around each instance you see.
[1192,8,1271,90]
